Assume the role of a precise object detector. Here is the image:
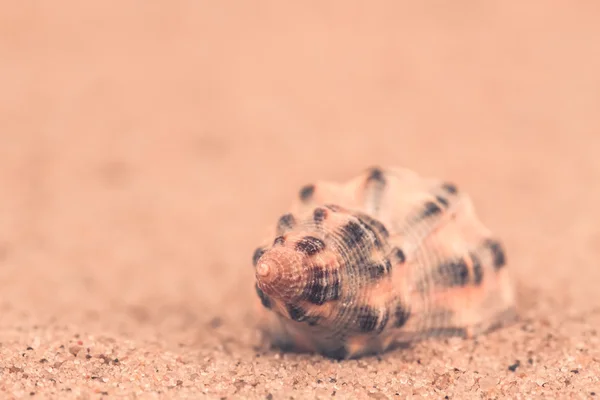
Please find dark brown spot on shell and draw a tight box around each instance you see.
[437,258,470,287]
[313,207,328,224]
[394,303,410,328]
[355,306,380,332]
[255,284,271,309]
[484,239,506,270]
[365,259,392,280]
[442,182,458,194]
[366,262,385,279]
[339,221,368,249]
[273,236,286,246]
[436,195,449,208]
[392,247,406,263]
[364,167,387,214]
[302,267,341,305]
[299,184,315,202]
[471,253,483,284]
[366,167,386,184]
[295,236,326,256]
[422,201,442,218]
[285,304,320,326]
[252,247,266,267]
[286,303,307,322]
[276,213,296,235]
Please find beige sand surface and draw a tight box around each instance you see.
[1,2,600,399]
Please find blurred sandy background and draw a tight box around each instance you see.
[1,1,600,399]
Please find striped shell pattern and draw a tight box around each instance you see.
[252,166,516,359]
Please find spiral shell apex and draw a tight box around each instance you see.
[252,166,517,359]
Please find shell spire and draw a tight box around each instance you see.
[255,245,306,302]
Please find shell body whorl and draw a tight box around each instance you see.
[252,166,516,359]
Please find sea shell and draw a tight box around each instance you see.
[251,166,516,359]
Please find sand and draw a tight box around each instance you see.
[1,2,600,399]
